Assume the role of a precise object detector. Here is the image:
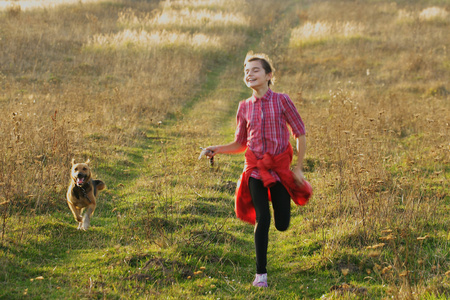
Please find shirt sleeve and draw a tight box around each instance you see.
[281,94,306,138]
[234,101,248,146]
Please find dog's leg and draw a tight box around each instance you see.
[77,210,83,229]
[94,180,106,192]
[67,201,83,223]
[81,204,96,230]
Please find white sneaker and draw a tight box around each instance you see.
[252,273,268,287]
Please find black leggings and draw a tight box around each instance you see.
[249,177,291,274]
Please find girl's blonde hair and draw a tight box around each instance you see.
[244,51,276,86]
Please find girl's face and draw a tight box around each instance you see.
[244,60,272,91]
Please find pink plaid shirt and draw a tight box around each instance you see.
[235,89,306,180]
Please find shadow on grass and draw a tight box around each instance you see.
[179,197,233,218]
[0,219,117,281]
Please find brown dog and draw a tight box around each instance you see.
[66,159,106,230]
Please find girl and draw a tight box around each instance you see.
[204,52,312,287]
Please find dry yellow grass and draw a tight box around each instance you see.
[397,6,449,24]
[0,0,108,11]
[162,0,243,9]
[419,6,449,21]
[277,2,449,295]
[283,0,449,222]
[86,29,222,50]
[0,0,251,211]
[290,20,365,46]
[120,8,249,27]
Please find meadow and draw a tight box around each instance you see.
[0,0,449,299]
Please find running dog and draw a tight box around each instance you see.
[66,159,106,230]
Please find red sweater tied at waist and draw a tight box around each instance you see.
[235,144,312,224]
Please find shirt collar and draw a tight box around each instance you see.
[251,88,273,103]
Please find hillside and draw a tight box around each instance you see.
[0,0,449,299]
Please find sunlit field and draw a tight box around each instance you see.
[0,0,108,11]
[0,0,449,299]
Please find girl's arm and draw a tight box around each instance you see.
[293,135,306,185]
[206,141,247,156]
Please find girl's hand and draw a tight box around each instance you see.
[292,166,305,186]
[199,147,215,166]
[205,146,218,158]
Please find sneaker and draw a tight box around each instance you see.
[252,273,268,287]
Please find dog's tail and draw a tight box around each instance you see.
[94,180,106,191]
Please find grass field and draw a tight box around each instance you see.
[0,0,449,299]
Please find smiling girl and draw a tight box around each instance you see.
[204,52,312,288]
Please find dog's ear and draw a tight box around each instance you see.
[71,158,75,165]
[85,159,91,165]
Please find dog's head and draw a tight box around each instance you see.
[71,159,92,187]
